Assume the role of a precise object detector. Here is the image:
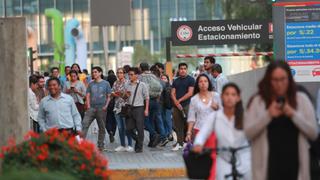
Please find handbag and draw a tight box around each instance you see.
[183,111,218,179]
[120,82,140,118]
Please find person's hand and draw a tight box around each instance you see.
[73,88,79,93]
[192,145,203,153]
[66,89,71,94]
[102,106,108,112]
[211,102,219,110]
[144,109,149,117]
[185,132,192,142]
[85,104,90,110]
[283,102,295,118]
[268,100,283,118]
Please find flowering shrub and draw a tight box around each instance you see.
[0,128,109,180]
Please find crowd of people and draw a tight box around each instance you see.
[27,58,320,180]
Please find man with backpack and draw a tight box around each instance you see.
[139,62,168,147]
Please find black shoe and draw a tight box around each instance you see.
[151,134,161,147]
[109,135,115,143]
[159,138,169,147]
[148,136,154,147]
[135,148,143,153]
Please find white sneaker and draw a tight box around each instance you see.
[115,146,126,152]
[126,146,134,152]
[171,144,183,151]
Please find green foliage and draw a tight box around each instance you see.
[0,169,76,180]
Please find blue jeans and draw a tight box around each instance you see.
[161,107,172,137]
[115,113,132,147]
[144,98,166,140]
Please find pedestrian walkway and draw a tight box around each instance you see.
[87,123,187,180]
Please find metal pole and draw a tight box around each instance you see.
[4,0,7,17]
[88,0,94,71]
[115,25,121,69]
[166,37,171,62]
[102,26,109,71]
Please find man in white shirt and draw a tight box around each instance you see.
[28,75,40,132]
[211,64,229,94]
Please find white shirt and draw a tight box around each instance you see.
[28,88,39,121]
[187,92,221,130]
[216,73,229,94]
[195,111,251,180]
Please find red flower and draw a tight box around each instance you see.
[94,168,102,176]
[0,153,4,159]
[24,131,40,140]
[37,153,47,161]
[80,164,86,170]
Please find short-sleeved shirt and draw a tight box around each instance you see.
[86,80,111,108]
[125,80,149,107]
[172,75,195,106]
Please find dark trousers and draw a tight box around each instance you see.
[125,106,145,150]
[173,105,189,146]
[32,120,40,133]
[106,108,117,137]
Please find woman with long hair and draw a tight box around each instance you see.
[245,61,318,180]
[63,70,86,119]
[112,68,133,152]
[193,83,251,180]
[186,73,221,180]
[71,63,87,85]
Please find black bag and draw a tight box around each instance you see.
[120,82,140,118]
[184,149,213,179]
[310,131,320,180]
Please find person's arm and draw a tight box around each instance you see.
[186,98,196,141]
[37,101,46,132]
[178,86,194,103]
[71,99,82,132]
[85,83,91,109]
[102,82,112,111]
[193,112,216,152]
[142,83,150,116]
[244,96,272,141]
[85,93,90,109]
[79,83,86,97]
[171,87,179,107]
[29,91,39,111]
[289,93,318,140]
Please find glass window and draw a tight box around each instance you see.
[196,0,213,20]
[5,0,21,17]
[39,0,54,53]
[56,0,72,21]
[0,0,3,17]
[160,0,176,38]
[178,0,194,21]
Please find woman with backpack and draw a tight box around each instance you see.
[160,74,174,142]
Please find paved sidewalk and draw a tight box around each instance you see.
[87,129,185,170]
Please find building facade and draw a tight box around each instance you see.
[1,0,224,72]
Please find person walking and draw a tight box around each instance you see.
[203,56,216,91]
[63,70,86,119]
[124,67,149,153]
[37,77,82,134]
[112,68,134,152]
[185,74,220,180]
[29,75,40,133]
[48,67,65,89]
[193,83,251,180]
[60,66,71,83]
[160,74,174,142]
[35,75,46,101]
[105,70,118,143]
[245,61,318,180]
[171,63,195,151]
[211,64,228,94]
[71,63,87,85]
[82,66,112,151]
[139,62,166,147]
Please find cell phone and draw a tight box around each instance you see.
[276,96,285,109]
